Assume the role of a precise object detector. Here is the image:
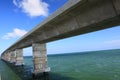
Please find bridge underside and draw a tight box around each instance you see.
[5,0,120,50]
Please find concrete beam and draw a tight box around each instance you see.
[15,49,24,66]
[32,43,48,74]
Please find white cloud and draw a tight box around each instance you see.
[103,40,120,45]
[13,0,49,17]
[2,28,27,39]
[13,0,17,6]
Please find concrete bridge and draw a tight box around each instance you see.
[1,0,120,75]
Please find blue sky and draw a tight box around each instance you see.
[0,0,120,56]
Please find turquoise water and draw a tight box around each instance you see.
[0,60,21,80]
[24,49,120,80]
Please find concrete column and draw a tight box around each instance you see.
[1,55,3,60]
[1,54,4,60]
[32,43,49,75]
[3,54,7,61]
[15,49,24,66]
[7,52,11,62]
[1,54,6,60]
[10,51,16,63]
[5,53,10,62]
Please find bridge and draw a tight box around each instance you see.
[1,0,120,75]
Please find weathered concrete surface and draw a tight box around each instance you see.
[10,51,16,63]
[15,49,24,66]
[7,52,11,62]
[1,54,7,61]
[32,43,47,74]
[2,53,11,62]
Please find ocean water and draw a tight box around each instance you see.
[24,49,120,80]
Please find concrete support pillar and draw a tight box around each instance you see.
[7,52,11,62]
[32,43,49,75]
[15,49,24,66]
[3,54,7,61]
[1,55,3,60]
[1,54,4,60]
[1,54,6,60]
[10,51,16,63]
[4,53,10,62]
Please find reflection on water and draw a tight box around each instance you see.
[6,63,73,80]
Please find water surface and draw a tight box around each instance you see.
[24,49,120,80]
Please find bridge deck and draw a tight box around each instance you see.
[0,60,21,80]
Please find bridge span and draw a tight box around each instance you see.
[1,0,120,75]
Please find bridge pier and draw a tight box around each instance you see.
[3,54,5,60]
[15,49,24,66]
[10,51,16,63]
[32,43,49,76]
[1,53,7,61]
[4,53,11,62]
[7,52,11,62]
[4,54,7,61]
